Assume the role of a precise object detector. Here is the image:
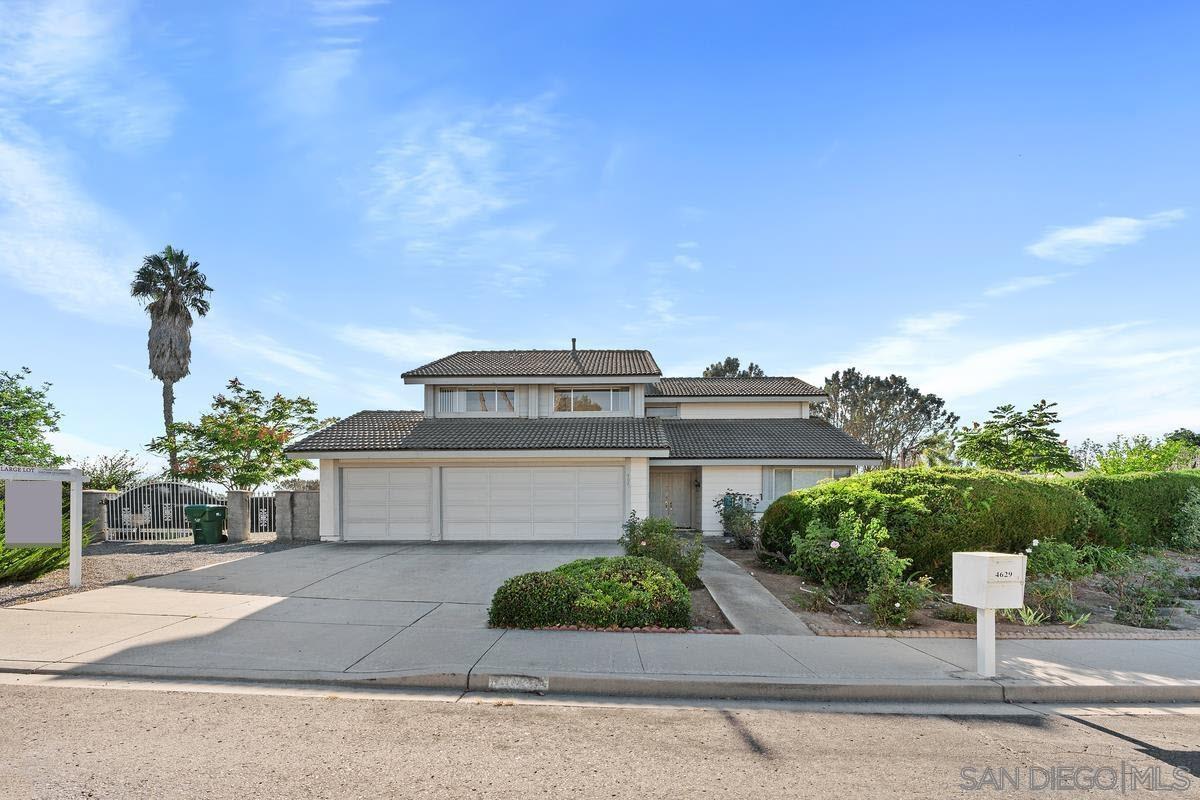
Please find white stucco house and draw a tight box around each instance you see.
[285,347,882,541]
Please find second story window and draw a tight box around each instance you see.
[438,388,516,414]
[553,387,631,413]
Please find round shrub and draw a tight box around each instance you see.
[554,556,691,629]
[487,571,582,628]
[790,511,908,601]
[487,556,692,630]
[761,467,1103,579]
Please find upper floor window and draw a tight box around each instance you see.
[438,387,516,414]
[553,387,631,413]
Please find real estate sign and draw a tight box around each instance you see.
[0,465,85,586]
[3,479,62,546]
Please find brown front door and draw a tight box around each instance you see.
[649,470,694,528]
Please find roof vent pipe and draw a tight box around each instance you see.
[571,337,576,351]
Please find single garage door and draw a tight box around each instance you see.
[342,468,432,541]
[442,466,625,541]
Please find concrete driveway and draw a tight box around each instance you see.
[0,542,620,683]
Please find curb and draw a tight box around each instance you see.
[5,661,1199,704]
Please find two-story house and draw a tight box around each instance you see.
[284,346,882,541]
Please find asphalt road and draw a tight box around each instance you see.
[1,681,1198,799]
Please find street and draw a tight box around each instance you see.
[1,679,1198,798]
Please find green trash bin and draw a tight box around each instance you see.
[184,505,227,545]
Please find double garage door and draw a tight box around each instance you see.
[342,466,625,541]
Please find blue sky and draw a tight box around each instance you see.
[1,0,1198,466]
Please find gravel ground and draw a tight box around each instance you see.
[2,682,1198,799]
[0,535,314,607]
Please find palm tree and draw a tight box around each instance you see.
[131,246,213,477]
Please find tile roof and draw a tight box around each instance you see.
[647,377,825,397]
[287,412,881,461]
[659,418,883,460]
[402,350,661,378]
[286,412,670,452]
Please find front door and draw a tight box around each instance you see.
[649,470,694,528]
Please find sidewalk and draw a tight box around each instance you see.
[2,585,1198,703]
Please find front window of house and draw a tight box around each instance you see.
[553,387,631,413]
[437,387,516,414]
[769,467,853,502]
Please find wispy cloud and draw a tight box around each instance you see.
[897,311,965,336]
[0,131,141,321]
[278,0,387,116]
[1026,209,1185,265]
[0,0,177,149]
[984,273,1072,297]
[336,324,490,363]
[673,253,703,271]
[367,94,560,231]
[364,94,570,296]
[205,324,337,382]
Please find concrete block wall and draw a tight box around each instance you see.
[275,490,321,541]
[81,489,116,542]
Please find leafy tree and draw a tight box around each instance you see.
[148,378,335,492]
[1075,434,1200,474]
[131,246,213,477]
[910,431,960,467]
[1166,428,1200,448]
[0,367,65,468]
[817,368,959,467]
[955,400,1080,473]
[76,451,148,490]
[702,357,765,378]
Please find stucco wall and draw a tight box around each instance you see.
[678,401,806,419]
[699,465,764,534]
[627,456,650,518]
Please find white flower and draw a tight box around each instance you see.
[1025,547,1032,554]
[1031,539,1040,547]
[894,602,901,608]
[830,540,841,549]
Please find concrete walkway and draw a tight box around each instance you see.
[1,543,1198,703]
[699,547,813,635]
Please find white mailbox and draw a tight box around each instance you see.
[952,551,1028,678]
[952,552,1027,609]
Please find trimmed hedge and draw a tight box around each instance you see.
[488,556,691,629]
[761,467,1102,579]
[1061,470,1200,548]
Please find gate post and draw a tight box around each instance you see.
[81,489,116,542]
[226,490,251,542]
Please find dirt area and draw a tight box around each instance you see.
[710,539,1200,639]
[0,534,315,607]
[690,583,733,631]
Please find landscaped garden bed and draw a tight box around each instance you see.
[717,466,1200,639]
[488,514,733,632]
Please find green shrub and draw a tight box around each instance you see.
[0,499,93,583]
[713,491,760,549]
[791,511,908,601]
[619,512,703,587]
[555,556,691,628]
[1172,488,1200,550]
[1024,576,1083,622]
[1063,470,1200,547]
[1026,539,1094,581]
[488,556,691,630]
[487,571,581,628]
[1102,555,1185,629]
[763,468,1100,579]
[867,574,935,627]
[934,603,978,624]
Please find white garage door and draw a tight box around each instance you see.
[442,466,625,541]
[342,468,432,541]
